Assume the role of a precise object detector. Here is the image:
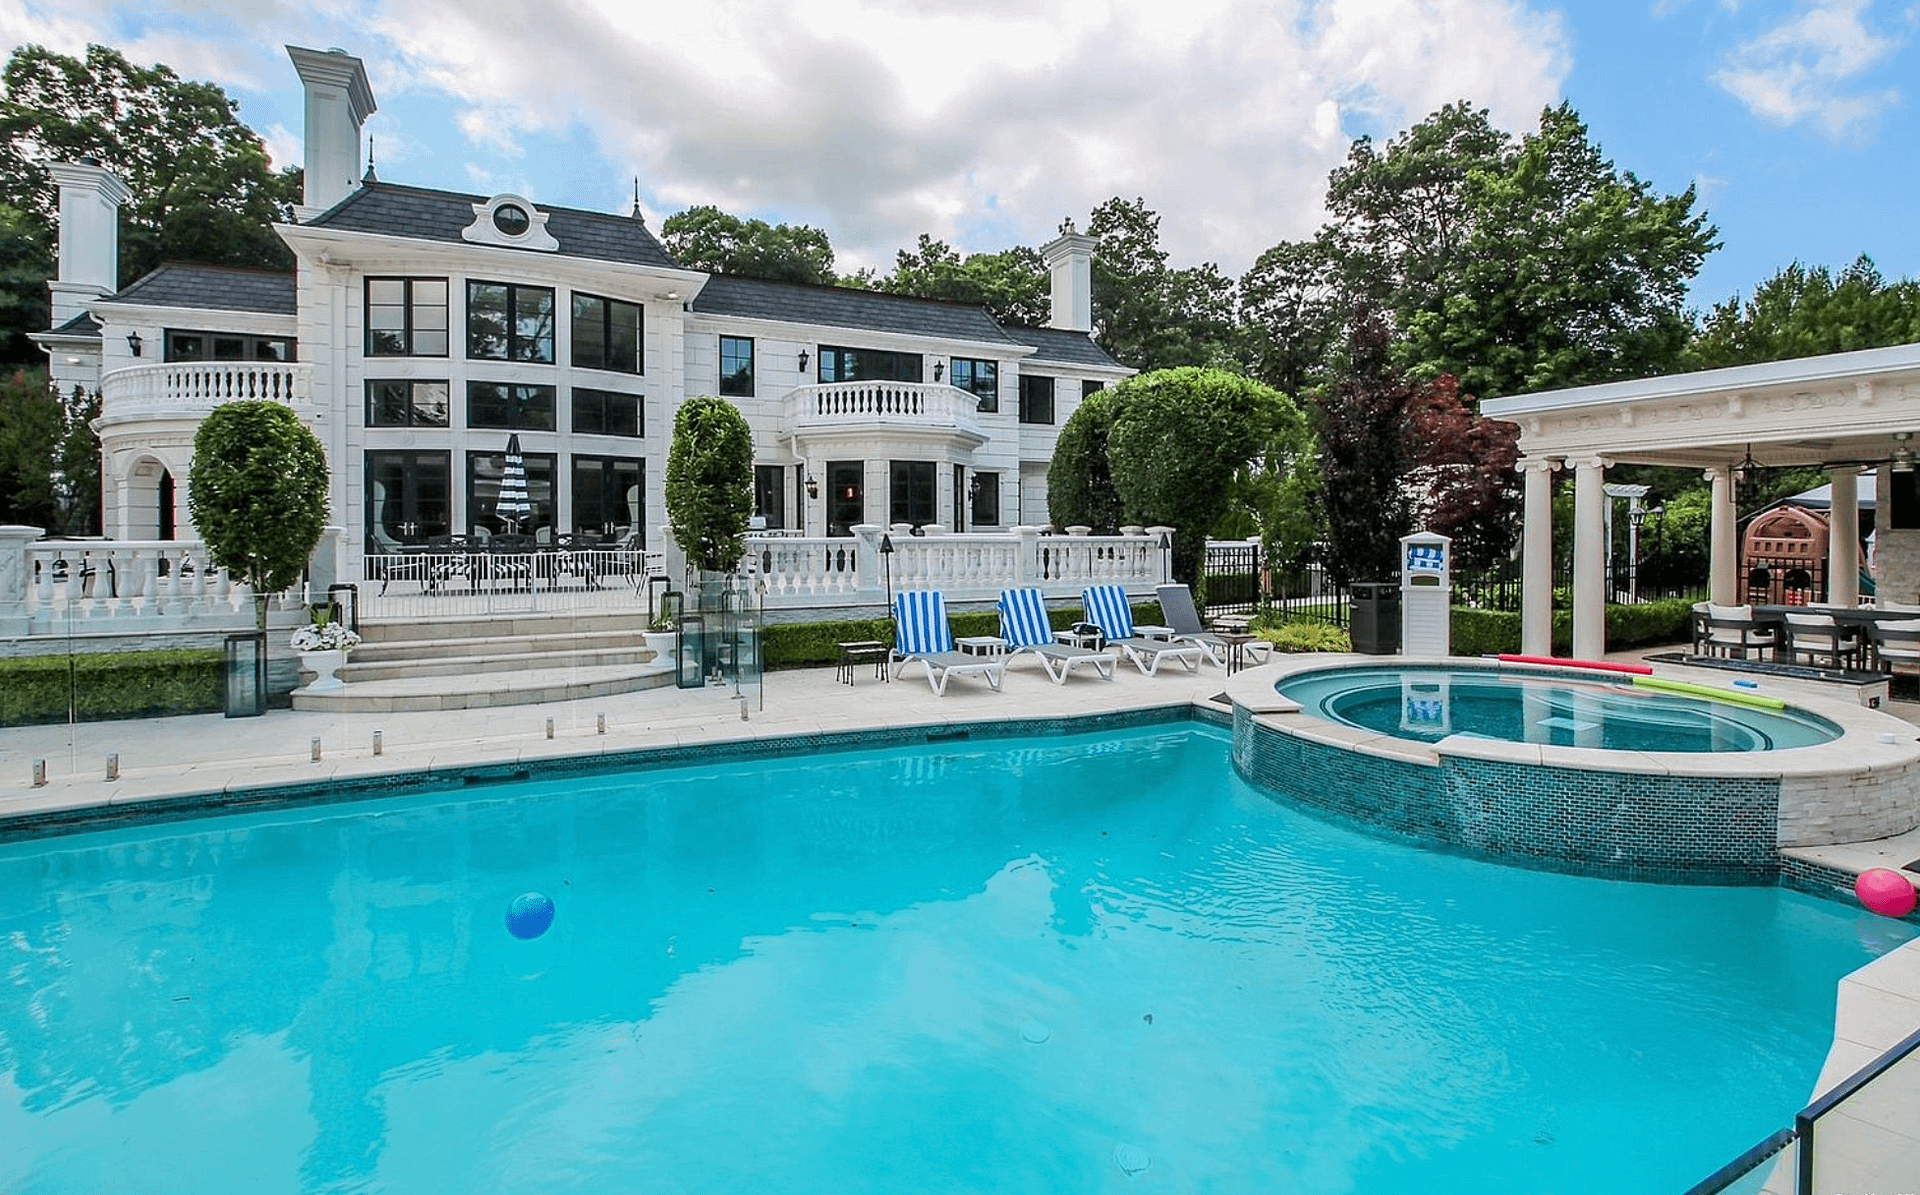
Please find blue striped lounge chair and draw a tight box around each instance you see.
[1155,583,1272,668]
[892,590,1007,695]
[997,587,1116,684]
[1080,585,1206,675]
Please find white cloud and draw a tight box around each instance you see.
[0,0,1572,276]
[1712,0,1903,139]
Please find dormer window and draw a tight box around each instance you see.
[462,193,559,251]
[492,203,530,237]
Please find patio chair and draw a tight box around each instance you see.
[1780,610,1863,671]
[1871,618,1920,680]
[1155,583,1273,669]
[996,588,1116,684]
[891,590,1007,695]
[1701,603,1779,661]
[1081,584,1206,676]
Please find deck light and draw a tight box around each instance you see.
[126,330,143,357]
[798,349,810,373]
[1894,433,1915,474]
[806,473,820,499]
[933,361,945,382]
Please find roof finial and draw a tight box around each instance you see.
[364,135,377,182]
[630,175,644,223]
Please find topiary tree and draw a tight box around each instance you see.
[187,399,329,633]
[1106,367,1301,586]
[1046,387,1124,532]
[665,396,754,574]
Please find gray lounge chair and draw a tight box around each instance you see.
[1156,583,1272,668]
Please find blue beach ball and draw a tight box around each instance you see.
[506,892,556,940]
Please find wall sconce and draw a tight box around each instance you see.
[798,349,810,374]
[933,361,945,382]
[967,473,984,498]
[805,473,819,499]
[126,330,143,357]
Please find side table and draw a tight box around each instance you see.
[956,636,1008,658]
[1215,632,1258,676]
[836,640,891,685]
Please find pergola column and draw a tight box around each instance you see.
[1518,458,1559,656]
[1828,467,1860,607]
[1706,467,1737,605]
[1572,457,1609,660]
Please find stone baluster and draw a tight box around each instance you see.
[0,525,43,636]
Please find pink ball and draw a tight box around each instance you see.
[1855,868,1918,919]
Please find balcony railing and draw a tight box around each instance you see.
[98,361,315,423]
[787,380,986,442]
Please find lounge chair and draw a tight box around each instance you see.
[1081,584,1206,675]
[892,590,1007,695]
[996,587,1116,684]
[1155,583,1273,668]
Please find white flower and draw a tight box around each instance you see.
[291,622,362,652]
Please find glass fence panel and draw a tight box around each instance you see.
[1680,1130,1794,1195]
[1808,1045,1920,1195]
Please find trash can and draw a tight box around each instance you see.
[1348,582,1401,655]
[223,631,267,717]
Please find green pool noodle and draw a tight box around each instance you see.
[1632,675,1787,710]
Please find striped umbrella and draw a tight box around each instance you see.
[496,434,532,532]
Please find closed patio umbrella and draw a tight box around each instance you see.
[497,434,532,532]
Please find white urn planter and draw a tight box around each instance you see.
[643,629,677,668]
[300,649,348,692]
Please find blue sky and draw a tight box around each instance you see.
[4,0,1915,311]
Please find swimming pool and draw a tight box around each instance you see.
[1276,665,1843,751]
[0,724,1908,1193]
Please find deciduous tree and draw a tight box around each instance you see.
[188,400,329,632]
[1087,198,1238,371]
[664,396,754,575]
[1047,388,1124,533]
[660,205,836,285]
[1684,256,1920,370]
[878,234,1049,326]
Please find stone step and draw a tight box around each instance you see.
[354,610,654,645]
[350,628,650,662]
[339,645,660,682]
[291,660,679,713]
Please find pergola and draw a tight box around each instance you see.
[1482,342,1920,659]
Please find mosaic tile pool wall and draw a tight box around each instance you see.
[1231,705,1781,884]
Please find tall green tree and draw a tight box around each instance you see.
[1047,387,1124,533]
[660,205,836,285]
[1683,256,1920,370]
[1087,198,1238,371]
[878,234,1049,325]
[1309,307,1428,586]
[188,400,329,632]
[1238,236,1345,397]
[0,366,99,533]
[0,43,301,361]
[1104,367,1300,584]
[664,396,754,575]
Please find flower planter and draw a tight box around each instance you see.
[299,649,348,692]
[643,630,676,668]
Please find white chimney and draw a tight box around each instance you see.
[1040,225,1095,333]
[287,45,377,220]
[47,159,132,326]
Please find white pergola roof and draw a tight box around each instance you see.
[1482,341,1920,471]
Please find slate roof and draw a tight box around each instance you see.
[691,274,1020,346]
[307,181,679,270]
[46,311,101,337]
[105,264,296,315]
[1004,324,1124,369]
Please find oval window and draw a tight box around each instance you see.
[492,203,531,237]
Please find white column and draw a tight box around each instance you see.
[1707,467,1737,605]
[1828,467,1860,607]
[1519,458,1557,656]
[1572,457,1608,660]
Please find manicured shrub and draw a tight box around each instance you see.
[0,649,223,725]
[1261,622,1352,653]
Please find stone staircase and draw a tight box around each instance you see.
[291,611,676,712]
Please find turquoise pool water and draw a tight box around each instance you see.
[0,724,1907,1194]
[1278,666,1844,751]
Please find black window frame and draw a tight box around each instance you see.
[719,335,755,397]
[365,277,449,358]
[1019,374,1056,425]
[818,345,923,384]
[466,381,557,431]
[950,357,998,412]
[754,464,788,530]
[467,449,557,537]
[365,450,452,549]
[165,329,298,363]
[970,470,1000,528]
[571,454,646,541]
[570,291,643,374]
[466,280,556,363]
[571,387,642,438]
[889,459,937,528]
[365,379,451,428]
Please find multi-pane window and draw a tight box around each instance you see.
[890,460,936,527]
[366,380,450,427]
[166,330,297,362]
[1019,374,1056,425]
[754,464,787,530]
[468,450,556,536]
[571,292,642,373]
[467,382,557,431]
[572,455,644,539]
[365,451,451,548]
[949,358,998,411]
[818,345,922,384]
[366,277,448,356]
[970,471,1000,527]
[572,388,642,437]
[467,281,555,362]
[1082,380,1104,400]
[720,336,755,396]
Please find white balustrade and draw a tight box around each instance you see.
[98,361,315,422]
[787,381,986,440]
[9,538,302,636]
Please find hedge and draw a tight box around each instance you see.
[0,649,224,725]
[1448,598,1695,657]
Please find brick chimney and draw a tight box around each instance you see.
[47,159,131,326]
[1040,223,1095,333]
[287,45,377,220]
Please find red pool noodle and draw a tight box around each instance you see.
[1495,654,1654,675]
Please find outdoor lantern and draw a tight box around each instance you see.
[880,534,895,610]
[798,349,810,373]
[1158,532,1171,583]
[805,473,820,499]
[1894,433,1916,474]
[933,361,945,382]
[126,330,143,357]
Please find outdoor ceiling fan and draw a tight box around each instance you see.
[1820,432,1919,474]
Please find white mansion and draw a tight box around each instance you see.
[35,46,1127,584]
